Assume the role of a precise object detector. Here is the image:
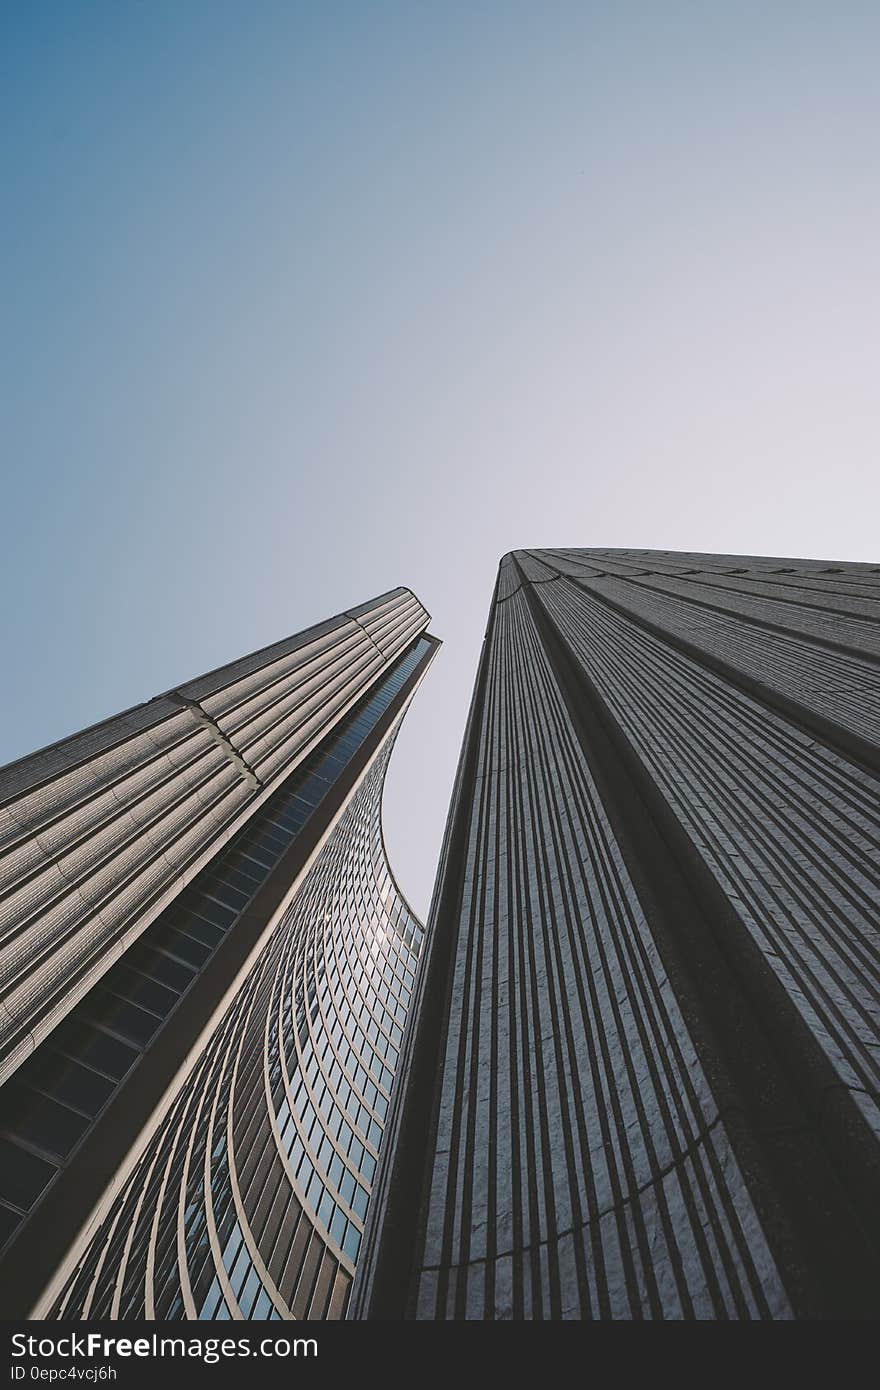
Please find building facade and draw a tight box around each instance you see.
[356,549,880,1321]
[0,589,438,1319]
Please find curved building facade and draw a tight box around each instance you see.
[0,590,438,1319]
[48,736,423,1320]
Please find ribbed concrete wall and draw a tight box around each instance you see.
[0,590,429,1087]
[378,549,879,1321]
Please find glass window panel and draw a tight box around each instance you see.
[0,1138,56,1209]
[216,866,260,898]
[106,966,177,1019]
[2,1080,92,1159]
[235,841,275,872]
[200,878,249,913]
[48,1023,138,1082]
[342,1224,361,1263]
[168,913,224,950]
[238,1264,263,1318]
[222,1227,243,1268]
[186,897,237,931]
[329,1205,347,1247]
[222,851,266,882]
[24,1053,116,1118]
[82,990,162,1048]
[229,1247,252,1299]
[246,828,287,860]
[126,945,194,994]
[251,1288,274,1320]
[150,926,212,970]
[0,1203,23,1249]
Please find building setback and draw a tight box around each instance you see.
[355,548,880,1321]
[0,589,438,1319]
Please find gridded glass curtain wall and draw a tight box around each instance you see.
[0,590,438,1319]
[48,735,423,1321]
[355,549,880,1322]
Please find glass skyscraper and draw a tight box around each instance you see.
[356,549,880,1321]
[0,589,438,1319]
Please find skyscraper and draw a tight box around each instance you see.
[356,549,880,1321]
[0,588,438,1320]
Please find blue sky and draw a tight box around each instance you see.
[3,2,879,909]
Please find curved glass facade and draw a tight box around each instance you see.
[0,638,431,1265]
[48,729,425,1321]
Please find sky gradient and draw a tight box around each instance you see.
[3,1,880,910]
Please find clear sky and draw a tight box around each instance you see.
[3,2,879,912]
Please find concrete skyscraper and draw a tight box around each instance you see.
[0,589,438,1319]
[356,549,880,1321]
